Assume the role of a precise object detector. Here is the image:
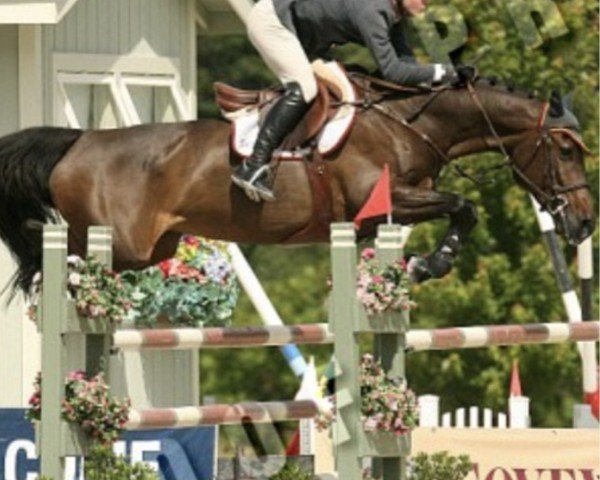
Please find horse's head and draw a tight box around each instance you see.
[510,92,595,244]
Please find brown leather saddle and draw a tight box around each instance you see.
[214,77,345,154]
[213,73,352,242]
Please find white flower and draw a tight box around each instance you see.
[68,272,81,286]
[67,255,83,266]
[131,290,146,301]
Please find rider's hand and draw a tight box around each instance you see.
[435,64,457,85]
[456,64,478,84]
[435,64,477,86]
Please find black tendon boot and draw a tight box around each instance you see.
[232,82,310,202]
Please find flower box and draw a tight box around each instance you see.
[64,300,116,334]
[359,430,411,457]
[357,308,410,333]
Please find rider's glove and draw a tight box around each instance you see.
[456,64,478,84]
[434,64,477,86]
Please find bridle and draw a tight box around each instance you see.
[350,75,591,216]
[464,82,590,215]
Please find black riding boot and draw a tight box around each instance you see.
[232,82,310,202]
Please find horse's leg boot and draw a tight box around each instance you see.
[231,82,310,202]
[406,255,433,283]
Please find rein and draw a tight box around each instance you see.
[342,73,454,164]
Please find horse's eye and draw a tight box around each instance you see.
[559,146,573,159]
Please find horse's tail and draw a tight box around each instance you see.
[0,126,83,296]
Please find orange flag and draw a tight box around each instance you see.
[353,164,392,230]
[510,360,522,396]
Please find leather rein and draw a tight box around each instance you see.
[345,74,591,216]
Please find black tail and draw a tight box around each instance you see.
[0,126,83,296]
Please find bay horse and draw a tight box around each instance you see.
[0,75,595,295]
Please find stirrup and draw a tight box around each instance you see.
[231,164,276,202]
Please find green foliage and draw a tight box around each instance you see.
[268,462,314,480]
[408,451,473,480]
[84,445,159,480]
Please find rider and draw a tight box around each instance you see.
[231,0,464,202]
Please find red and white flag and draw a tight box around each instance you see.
[510,360,522,397]
[353,164,392,230]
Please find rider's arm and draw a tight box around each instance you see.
[355,9,443,86]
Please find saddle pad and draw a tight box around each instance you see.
[231,61,356,158]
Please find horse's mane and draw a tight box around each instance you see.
[473,76,540,100]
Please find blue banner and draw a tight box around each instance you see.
[0,409,216,480]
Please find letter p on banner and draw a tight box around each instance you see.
[412,6,468,64]
[504,0,568,48]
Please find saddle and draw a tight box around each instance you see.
[213,60,356,158]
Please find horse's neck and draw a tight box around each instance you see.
[406,86,544,159]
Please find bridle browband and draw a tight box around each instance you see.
[346,75,591,215]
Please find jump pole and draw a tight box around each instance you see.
[113,322,598,351]
[530,196,598,397]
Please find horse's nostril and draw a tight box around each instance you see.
[580,219,596,239]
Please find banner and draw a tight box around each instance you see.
[413,428,599,480]
[0,409,216,480]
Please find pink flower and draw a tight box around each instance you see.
[67,371,86,381]
[361,248,376,261]
[183,235,201,247]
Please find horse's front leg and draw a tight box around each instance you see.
[392,185,478,282]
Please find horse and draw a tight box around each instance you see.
[0,75,595,295]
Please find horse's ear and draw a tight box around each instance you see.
[562,92,574,112]
[549,89,564,118]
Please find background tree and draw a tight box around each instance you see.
[197,0,598,434]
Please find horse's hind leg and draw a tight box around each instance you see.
[392,185,478,282]
[149,231,182,265]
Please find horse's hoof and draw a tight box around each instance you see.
[406,256,432,283]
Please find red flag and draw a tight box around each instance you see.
[353,165,392,230]
[510,360,522,397]
[584,390,599,420]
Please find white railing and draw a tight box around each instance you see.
[418,395,530,429]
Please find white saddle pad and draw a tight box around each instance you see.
[227,61,357,158]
